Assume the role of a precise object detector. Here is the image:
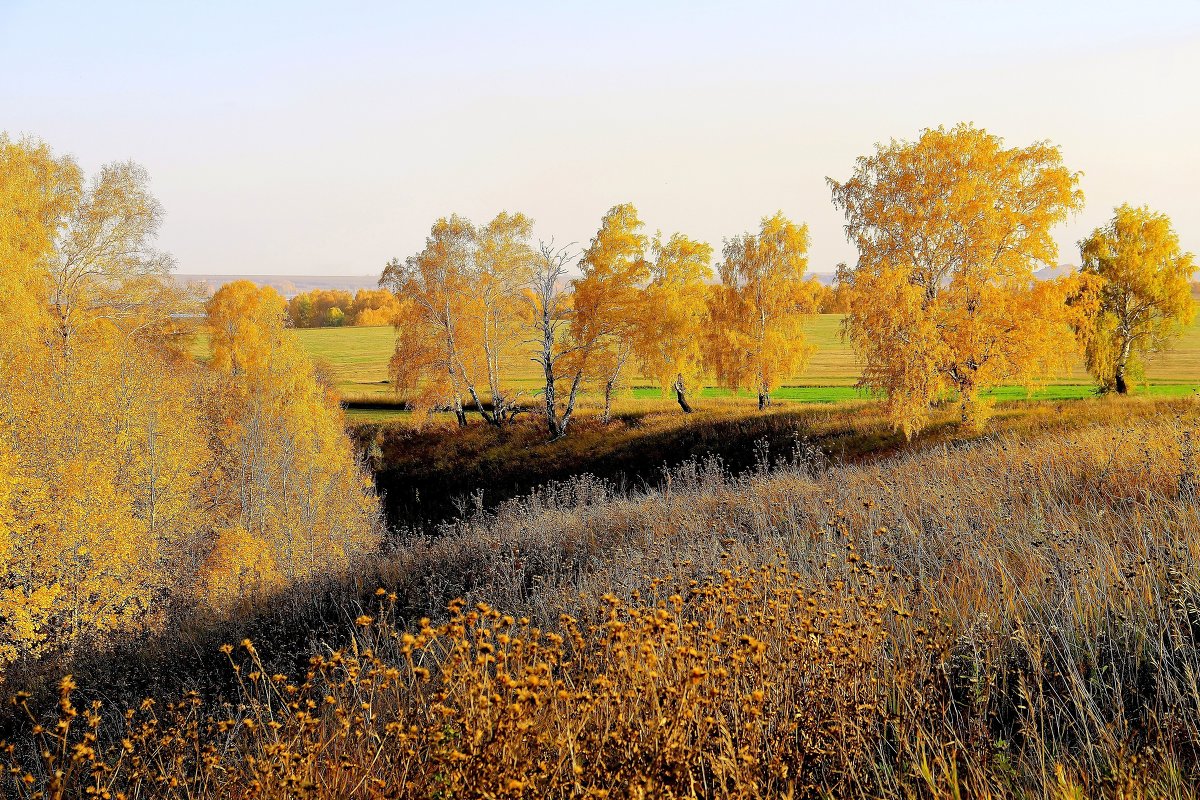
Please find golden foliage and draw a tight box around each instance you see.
[705,212,819,409]
[205,281,382,595]
[0,138,382,669]
[634,233,714,412]
[1075,204,1196,393]
[0,135,79,349]
[285,288,401,328]
[349,288,401,327]
[830,124,1085,435]
[381,212,535,426]
[47,159,178,352]
[1,305,210,668]
[207,279,289,376]
[286,288,353,328]
[572,203,651,420]
[201,525,284,606]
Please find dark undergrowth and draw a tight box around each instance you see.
[359,395,1188,531]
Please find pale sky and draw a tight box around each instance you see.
[3,1,1198,276]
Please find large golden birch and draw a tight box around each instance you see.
[829,124,1084,436]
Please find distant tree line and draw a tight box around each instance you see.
[286,287,401,327]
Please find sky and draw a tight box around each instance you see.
[2,0,1199,277]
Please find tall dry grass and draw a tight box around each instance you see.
[5,400,1200,797]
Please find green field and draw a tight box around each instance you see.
[289,312,1200,422]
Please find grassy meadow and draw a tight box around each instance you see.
[289,310,1200,423]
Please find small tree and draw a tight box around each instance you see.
[48,160,175,356]
[572,203,650,422]
[634,232,713,413]
[206,280,382,592]
[380,215,478,426]
[473,212,536,425]
[382,213,534,427]
[705,212,818,410]
[526,242,589,440]
[1076,205,1196,393]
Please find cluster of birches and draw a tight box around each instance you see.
[385,124,1195,440]
[0,123,1194,670]
[0,135,383,671]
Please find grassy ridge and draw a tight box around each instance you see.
[10,398,1200,797]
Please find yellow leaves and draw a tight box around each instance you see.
[0,135,80,350]
[0,443,21,569]
[633,232,713,406]
[200,526,284,611]
[205,280,382,596]
[706,212,816,406]
[0,144,382,668]
[206,281,289,378]
[351,289,402,326]
[830,124,1084,434]
[1077,204,1196,393]
[285,288,403,328]
[572,203,651,411]
[382,212,535,426]
[1,319,209,668]
[0,583,62,666]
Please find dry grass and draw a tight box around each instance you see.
[6,397,1200,797]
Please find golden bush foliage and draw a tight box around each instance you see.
[201,525,284,606]
[0,138,382,670]
[2,331,210,660]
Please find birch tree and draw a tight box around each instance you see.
[1076,205,1195,393]
[829,124,1084,435]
